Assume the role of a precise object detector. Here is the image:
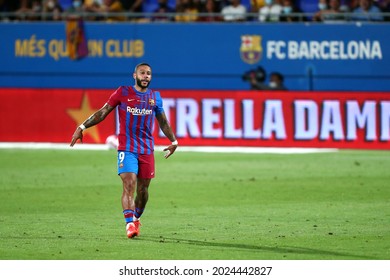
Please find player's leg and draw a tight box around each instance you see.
[133,154,155,233]
[120,172,137,212]
[117,151,139,238]
[135,178,151,218]
[120,172,140,238]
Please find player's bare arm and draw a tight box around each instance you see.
[70,103,115,147]
[156,112,178,159]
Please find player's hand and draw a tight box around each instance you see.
[70,127,83,147]
[163,144,177,159]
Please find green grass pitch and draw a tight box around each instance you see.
[0,148,389,260]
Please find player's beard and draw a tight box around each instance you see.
[136,77,150,89]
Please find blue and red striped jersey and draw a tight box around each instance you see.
[107,86,164,154]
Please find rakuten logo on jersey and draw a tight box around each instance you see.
[127,106,153,115]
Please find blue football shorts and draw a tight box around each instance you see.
[117,151,155,178]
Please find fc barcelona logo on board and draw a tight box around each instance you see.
[240,35,262,64]
[149,98,155,106]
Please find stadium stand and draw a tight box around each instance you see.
[59,0,73,10]
[142,0,176,13]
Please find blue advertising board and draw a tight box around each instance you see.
[0,22,389,91]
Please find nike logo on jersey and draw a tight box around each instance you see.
[128,98,146,103]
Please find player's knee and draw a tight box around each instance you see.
[138,178,151,189]
[121,175,137,190]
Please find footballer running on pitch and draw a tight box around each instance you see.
[70,62,178,238]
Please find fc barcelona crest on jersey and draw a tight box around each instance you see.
[240,35,262,65]
[148,98,155,106]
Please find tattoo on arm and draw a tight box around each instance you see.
[83,104,114,128]
[156,113,175,141]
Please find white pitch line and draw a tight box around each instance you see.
[155,146,339,154]
[0,142,110,150]
[0,142,338,154]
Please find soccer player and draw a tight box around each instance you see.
[70,62,178,238]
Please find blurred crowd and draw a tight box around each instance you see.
[0,0,389,22]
